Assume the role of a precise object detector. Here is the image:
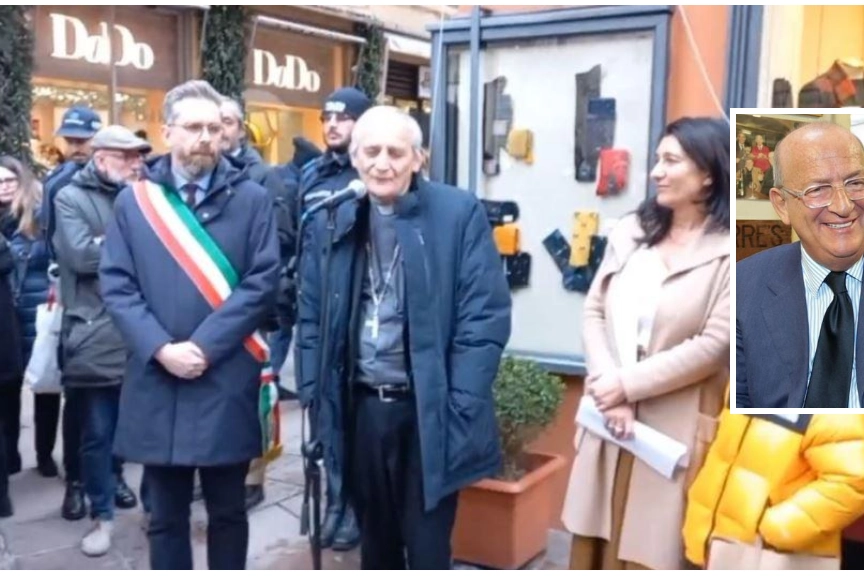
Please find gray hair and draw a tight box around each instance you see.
[349,106,424,156]
[219,97,244,121]
[162,80,223,124]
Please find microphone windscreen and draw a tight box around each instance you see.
[348,179,367,199]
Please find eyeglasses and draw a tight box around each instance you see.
[170,123,223,138]
[0,177,18,186]
[781,177,864,209]
[99,151,143,162]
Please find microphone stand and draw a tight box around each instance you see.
[295,205,338,571]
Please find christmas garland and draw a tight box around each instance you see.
[201,6,249,107]
[354,22,386,101]
[0,7,35,169]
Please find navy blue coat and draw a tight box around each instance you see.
[8,212,51,364]
[99,156,281,466]
[296,177,512,511]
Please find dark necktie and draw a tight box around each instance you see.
[805,271,854,408]
[181,183,197,209]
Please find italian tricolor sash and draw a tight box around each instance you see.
[133,180,281,463]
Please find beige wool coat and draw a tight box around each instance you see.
[561,214,730,570]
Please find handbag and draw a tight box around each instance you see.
[24,285,63,394]
[707,536,839,570]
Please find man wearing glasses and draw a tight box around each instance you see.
[99,80,280,569]
[52,125,151,557]
[737,122,864,408]
[294,86,371,552]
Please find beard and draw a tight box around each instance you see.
[178,146,218,178]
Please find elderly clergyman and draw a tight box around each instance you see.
[295,105,512,569]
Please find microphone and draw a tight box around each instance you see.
[301,179,367,221]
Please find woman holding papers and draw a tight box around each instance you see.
[561,117,730,570]
[683,408,864,570]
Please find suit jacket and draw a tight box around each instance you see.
[737,242,864,408]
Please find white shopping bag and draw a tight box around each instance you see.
[24,297,63,394]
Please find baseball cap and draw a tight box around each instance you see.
[322,87,372,120]
[55,106,103,139]
[91,125,152,154]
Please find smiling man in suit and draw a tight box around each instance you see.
[737,122,864,408]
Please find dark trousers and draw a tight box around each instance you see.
[145,462,250,570]
[0,382,10,501]
[79,387,120,521]
[352,393,458,570]
[0,383,21,471]
[0,382,59,469]
[63,388,123,484]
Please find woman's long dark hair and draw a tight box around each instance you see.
[637,117,730,247]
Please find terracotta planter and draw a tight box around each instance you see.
[451,451,567,569]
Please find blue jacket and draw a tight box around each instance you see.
[7,212,50,364]
[99,155,281,466]
[296,177,512,511]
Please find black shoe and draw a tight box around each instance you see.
[320,506,342,549]
[245,485,265,510]
[37,457,59,478]
[278,387,298,402]
[331,505,360,551]
[0,495,12,518]
[61,481,86,521]
[115,477,138,509]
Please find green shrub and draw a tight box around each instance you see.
[493,356,565,481]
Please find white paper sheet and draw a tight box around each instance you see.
[576,395,690,480]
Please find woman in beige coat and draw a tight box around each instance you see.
[562,117,730,570]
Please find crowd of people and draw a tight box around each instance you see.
[7,70,856,572]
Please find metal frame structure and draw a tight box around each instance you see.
[427,5,673,375]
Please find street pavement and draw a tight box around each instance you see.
[0,356,563,570]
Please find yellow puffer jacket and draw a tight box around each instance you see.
[683,409,864,567]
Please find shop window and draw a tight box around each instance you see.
[31,82,163,169]
[758,5,864,107]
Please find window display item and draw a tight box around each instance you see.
[542,229,571,274]
[482,76,514,176]
[504,252,531,289]
[574,65,602,182]
[493,223,521,256]
[481,199,520,226]
[570,211,599,267]
[563,235,608,293]
[506,129,534,164]
[580,97,616,182]
[596,149,630,197]
[798,59,864,108]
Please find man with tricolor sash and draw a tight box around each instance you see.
[99,80,281,570]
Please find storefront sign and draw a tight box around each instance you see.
[736,220,792,261]
[245,27,337,109]
[252,50,321,93]
[49,13,155,71]
[33,6,180,91]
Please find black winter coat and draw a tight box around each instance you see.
[0,211,24,385]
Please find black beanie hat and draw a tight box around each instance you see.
[323,87,372,120]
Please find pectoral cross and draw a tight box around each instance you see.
[366,311,380,339]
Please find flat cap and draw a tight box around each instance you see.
[91,125,152,154]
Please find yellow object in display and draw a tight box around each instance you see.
[506,129,534,164]
[570,211,599,267]
[493,223,521,256]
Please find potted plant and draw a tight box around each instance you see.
[451,356,567,569]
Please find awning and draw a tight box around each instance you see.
[385,32,431,61]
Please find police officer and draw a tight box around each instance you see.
[297,87,372,552]
[40,107,138,522]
